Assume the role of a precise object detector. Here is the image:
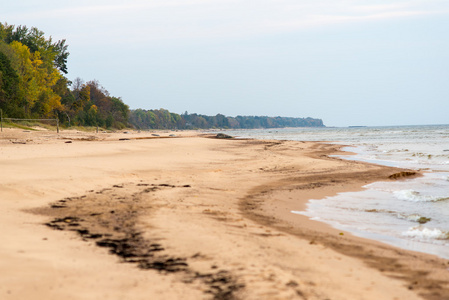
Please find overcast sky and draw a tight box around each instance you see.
[3,0,449,126]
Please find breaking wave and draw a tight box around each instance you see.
[402,227,449,240]
[393,190,449,202]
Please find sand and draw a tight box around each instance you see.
[1,127,448,300]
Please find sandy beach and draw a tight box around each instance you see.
[1,128,448,300]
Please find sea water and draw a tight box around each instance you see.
[223,125,449,259]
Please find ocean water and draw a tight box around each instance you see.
[223,125,449,259]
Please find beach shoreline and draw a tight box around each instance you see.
[1,128,448,299]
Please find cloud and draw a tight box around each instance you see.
[4,0,449,44]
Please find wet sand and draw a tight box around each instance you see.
[1,128,448,299]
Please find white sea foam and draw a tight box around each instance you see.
[402,227,449,240]
[393,190,449,202]
[405,214,420,222]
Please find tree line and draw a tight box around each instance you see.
[129,110,324,129]
[1,22,324,130]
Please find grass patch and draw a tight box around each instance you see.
[2,121,37,131]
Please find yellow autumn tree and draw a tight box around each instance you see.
[8,41,62,116]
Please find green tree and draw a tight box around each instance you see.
[1,23,69,74]
[0,50,21,116]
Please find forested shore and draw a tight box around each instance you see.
[129,109,323,130]
[0,23,324,130]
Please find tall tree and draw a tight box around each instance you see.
[0,51,21,116]
[0,23,70,74]
[8,40,62,116]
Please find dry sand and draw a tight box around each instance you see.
[1,127,448,300]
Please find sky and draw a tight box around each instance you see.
[2,0,449,127]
